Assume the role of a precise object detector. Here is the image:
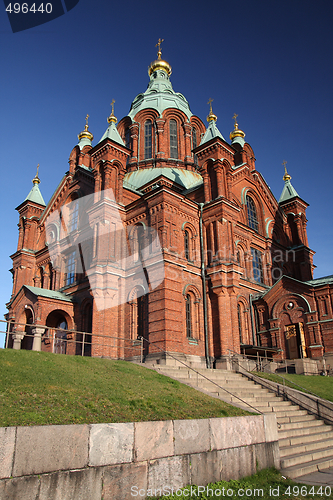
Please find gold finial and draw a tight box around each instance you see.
[230,113,245,141]
[33,164,40,185]
[78,114,94,142]
[85,114,89,131]
[156,38,164,59]
[107,99,117,124]
[282,160,291,181]
[148,39,172,76]
[207,98,217,122]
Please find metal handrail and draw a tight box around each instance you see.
[138,337,264,416]
[227,352,333,425]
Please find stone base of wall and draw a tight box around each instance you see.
[0,415,280,500]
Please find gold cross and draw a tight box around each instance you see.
[282,160,287,174]
[156,38,164,58]
[85,114,89,126]
[232,113,238,125]
[110,99,115,115]
[207,98,213,113]
[36,164,39,177]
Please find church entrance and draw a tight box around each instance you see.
[285,323,306,359]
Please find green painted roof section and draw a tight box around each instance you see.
[123,167,203,191]
[200,119,225,145]
[99,121,125,146]
[24,183,46,206]
[24,285,73,302]
[279,179,299,203]
[128,69,192,120]
[305,275,333,286]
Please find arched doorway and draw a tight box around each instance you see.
[45,310,72,355]
[21,308,34,351]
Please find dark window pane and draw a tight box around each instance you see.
[170,120,178,159]
[186,294,192,338]
[251,248,263,283]
[144,120,152,159]
[247,197,259,232]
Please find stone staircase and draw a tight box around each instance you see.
[150,364,333,479]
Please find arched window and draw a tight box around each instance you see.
[185,294,192,338]
[68,199,79,232]
[184,230,190,261]
[129,287,146,340]
[125,127,132,150]
[237,303,243,344]
[170,120,178,159]
[144,120,152,159]
[65,251,76,286]
[251,248,263,283]
[192,127,198,165]
[246,196,259,232]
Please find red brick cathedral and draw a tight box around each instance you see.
[6,45,333,367]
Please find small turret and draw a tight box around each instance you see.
[78,114,94,150]
[24,164,46,206]
[200,98,225,145]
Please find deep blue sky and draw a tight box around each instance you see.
[1,0,332,347]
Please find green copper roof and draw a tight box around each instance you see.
[99,120,125,146]
[128,69,192,120]
[24,285,73,302]
[124,167,203,191]
[279,179,299,203]
[305,275,333,286]
[200,119,225,145]
[24,182,46,206]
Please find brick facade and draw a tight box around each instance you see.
[5,51,333,364]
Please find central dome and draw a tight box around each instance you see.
[128,52,192,120]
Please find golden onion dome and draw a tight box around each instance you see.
[78,114,94,142]
[207,98,217,122]
[107,99,117,124]
[148,38,172,76]
[283,161,291,181]
[32,164,41,184]
[230,113,245,140]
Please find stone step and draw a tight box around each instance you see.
[279,419,324,431]
[151,363,333,481]
[279,437,333,458]
[277,414,316,424]
[174,377,264,389]
[278,422,330,440]
[279,428,333,447]
[281,446,333,469]
[281,455,333,479]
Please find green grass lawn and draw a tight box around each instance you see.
[151,468,333,499]
[0,349,250,427]
[252,371,333,402]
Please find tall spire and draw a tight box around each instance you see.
[24,165,46,206]
[99,99,125,146]
[279,161,299,203]
[200,99,225,145]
